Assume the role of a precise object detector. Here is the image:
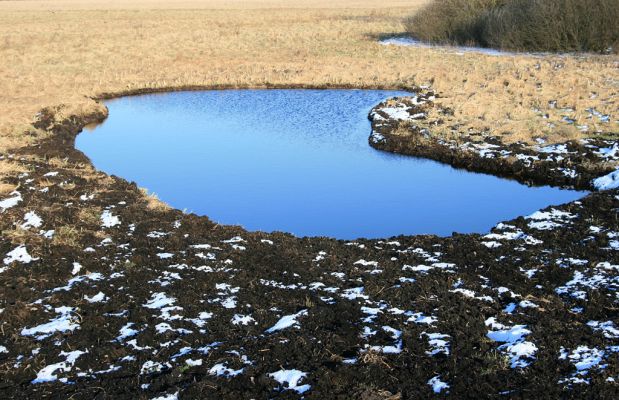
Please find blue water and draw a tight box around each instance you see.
[76,90,585,239]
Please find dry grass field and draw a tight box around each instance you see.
[0,0,617,194]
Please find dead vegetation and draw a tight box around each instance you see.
[139,188,172,212]
[0,0,616,191]
[0,160,27,194]
[405,0,619,53]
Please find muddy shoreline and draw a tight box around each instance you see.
[1,90,618,398]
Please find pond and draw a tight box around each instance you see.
[76,89,585,239]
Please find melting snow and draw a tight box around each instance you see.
[0,191,22,211]
[100,210,120,228]
[151,392,179,400]
[3,245,37,265]
[144,292,176,309]
[592,169,619,190]
[117,323,140,341]
[22,307,80,339]
[231,314,256,326]
[427,375,449,394]
[485,318,537,368]
[209,363,244,377]
[266,310,308,333]
[21,211,42,229]
[32,350,87,384]
[559,346,607,385]
[84,292,107,303]
[141,360,171,375]
[268,369,311,394]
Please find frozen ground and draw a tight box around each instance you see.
[0,95,617,398]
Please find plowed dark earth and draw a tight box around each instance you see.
[0,97,617,399]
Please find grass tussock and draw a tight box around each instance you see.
[140,188,171,212]
[0,160,28,194]
[51,225,81,247]
[406,0,619,53]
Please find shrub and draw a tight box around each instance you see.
[405,0,619,53]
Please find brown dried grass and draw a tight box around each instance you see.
[0,0,616,182]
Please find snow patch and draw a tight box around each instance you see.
[268,369,311,394]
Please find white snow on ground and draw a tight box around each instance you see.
[32,350,87,384]
[484,224,542,246]
[52,272,104,292]
[402,262,456,274]
[231,314,256,326]
[209,363,244,377]
[379,36,515,57]
[407,312,438,325]
[526,209,576,230]
[555,262,619,300]
[341,287,369,301]
[100,210,121,228]
[423,333,450,356]
[266,310,308,333]
[222,236,244,244]
[71,262,82,275]
[21,211,42,229]
[427,375,450,394]
[559,346,607,385]
[0,345,8,354]
[370,103,425,122]
[354,259,379,267]
[22,307,80,339]
[84,292,107,303]
[370,130,386,144]
[450,288,494,303]
[519,300,538,309]
[116,323,140,341]
[144,292,176,309]
[147,231,168,238]
[220,297,237,309]
[151,392,179,400]
[592,168,619,190]
[41,229,54,239]
[141,360,171,375]
[3,245,37,265]
[587,321,619,339]
[367,326,403,354]
[0,191,22,211]
[268,369,311,394]
[485,318,537,368]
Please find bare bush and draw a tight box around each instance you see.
[406,0,619,53]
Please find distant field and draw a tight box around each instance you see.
[0,0,617,187]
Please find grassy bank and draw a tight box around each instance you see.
[0,0,617,196]
[405,0,619,53]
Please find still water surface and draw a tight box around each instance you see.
[77,90,585,239]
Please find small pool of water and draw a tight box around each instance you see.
[77,90,585,239]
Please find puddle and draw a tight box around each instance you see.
[76,89,585,239]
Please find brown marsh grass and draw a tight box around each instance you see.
[0,0,617,190]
